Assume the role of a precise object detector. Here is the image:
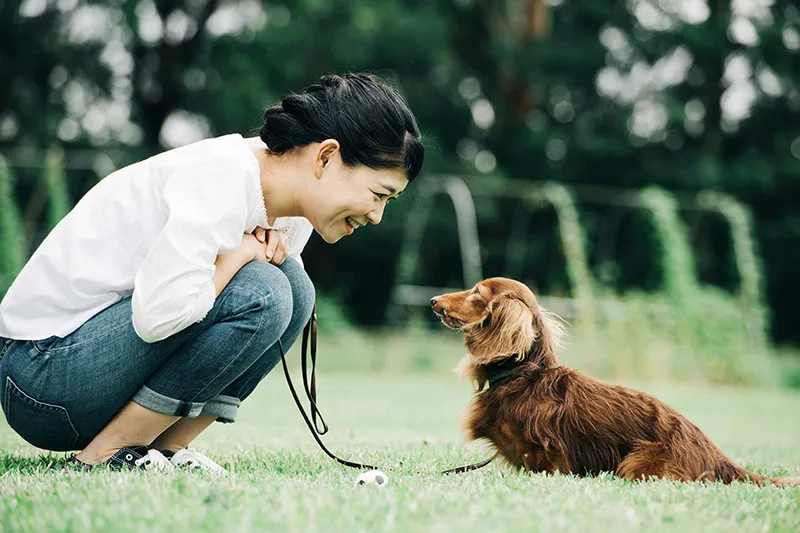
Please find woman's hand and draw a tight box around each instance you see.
[214,228,289,297]
[249,227,289,265]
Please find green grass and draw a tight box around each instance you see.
[1,371,800,533]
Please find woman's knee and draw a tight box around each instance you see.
[224,262,294,335]
[277,258,315,326]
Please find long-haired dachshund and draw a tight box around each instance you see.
[432,277,799,486]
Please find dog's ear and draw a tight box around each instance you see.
[463,296,536,364]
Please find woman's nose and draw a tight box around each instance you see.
[368,203,385,225]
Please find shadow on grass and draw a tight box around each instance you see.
[0,453,72,475]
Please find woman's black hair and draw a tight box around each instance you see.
[260,73,424,181]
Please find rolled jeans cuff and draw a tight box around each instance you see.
[201,394,241,424]
[132,385,204,418]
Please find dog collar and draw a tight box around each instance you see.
[485,360,547,389]
[486,368,519,388]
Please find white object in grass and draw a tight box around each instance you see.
[354,470,389,487]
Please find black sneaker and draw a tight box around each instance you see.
[66,446,175,472]
[65,454,94,472]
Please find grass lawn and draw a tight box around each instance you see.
[1,371,799,533]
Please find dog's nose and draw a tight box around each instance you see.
[430,297,438,307]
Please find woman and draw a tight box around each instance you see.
[0,73,424,473]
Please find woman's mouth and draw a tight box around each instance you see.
[345,217,363,235]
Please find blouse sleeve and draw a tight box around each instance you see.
[288,219,314,268]
[131,158,249,343]
[270,217,314,268]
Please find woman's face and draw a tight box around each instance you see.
[305,142,409,243]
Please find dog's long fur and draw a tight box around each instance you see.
[432,277,799,486]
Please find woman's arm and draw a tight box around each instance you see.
[132,159,289,343]
[132,157,251,343]
[212,230,261,297]
[212,227,289,297]
[212,246,253,298]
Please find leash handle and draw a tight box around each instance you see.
[283,307,495,475]
[300,306,328,434]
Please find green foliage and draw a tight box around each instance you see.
[0,0,113,148]
[2,154,779,385]
[697,191,769,346]
[775,350,800,390]
[0,157,25,294]
[583,289,777,387]
[2,0,800,349]
[537,183,596,326]
[312,293,355,336]
[533,185,774,383]
[43,149,71,232]
[636,188,697,304]
[388,175,775,383]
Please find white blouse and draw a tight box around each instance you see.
[0,134,314,343]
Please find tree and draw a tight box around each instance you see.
[2,0,799,343]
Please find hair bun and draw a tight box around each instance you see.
[258,73,424,180]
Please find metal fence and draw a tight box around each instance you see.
[387,175,767,349]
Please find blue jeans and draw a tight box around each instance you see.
[0,260,314,452]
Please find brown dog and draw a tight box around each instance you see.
[432,277,799,486]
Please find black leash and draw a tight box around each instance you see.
[279,305,496,475]
[440,454,497,475]
[278,306,378,470]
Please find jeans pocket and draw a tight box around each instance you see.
[2,376,80,451]
[31,337,59,356]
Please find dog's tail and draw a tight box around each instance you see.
[728,465,800,487]
[750,473,800,488]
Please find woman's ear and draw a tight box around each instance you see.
[463,297,536,364]
[314,139,341,178]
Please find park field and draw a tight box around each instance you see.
[1,368,800,533]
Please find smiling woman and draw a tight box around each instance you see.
[257,74,423,243]
[0,72,424,473]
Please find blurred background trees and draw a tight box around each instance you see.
[1,0,799,346]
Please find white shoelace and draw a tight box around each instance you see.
[169,448,228,475]
[133,449,175,472]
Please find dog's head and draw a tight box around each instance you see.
[431,278,563,375]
